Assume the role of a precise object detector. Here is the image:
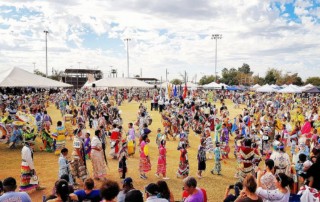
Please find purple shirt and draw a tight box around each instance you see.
[185,188,204,202]
[128,128,135,140]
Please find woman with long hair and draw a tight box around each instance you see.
[257,172,293,202]
[234,174,262,202]
[47,179,77,202]
[177,142,189,178]
[139,134,151,179]
[157,180,174,202]
[91,130,107,180]
[155,140,169,180]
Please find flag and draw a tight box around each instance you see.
[167,83,172,98]
[183,83,188,98]
[174,85,177,97]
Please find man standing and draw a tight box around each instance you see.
[19,140,44,191]
[71,129,88,183]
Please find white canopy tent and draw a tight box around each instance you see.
[203,82,228,89]
[256,84,278,92]
[250,84,261,90]
[84,77,153,89]
[278,84,302,93]
[184,82,199,89]
[301,83,315,91]
[0,67,72,88]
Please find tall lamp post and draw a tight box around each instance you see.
[33,62,36,71]
[44,30,49,77]
[124,38,131,78]
[211,34,222,82]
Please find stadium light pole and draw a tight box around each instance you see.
[33,62,36,71]
[211,34,222,82]
[124,38,131,78]
[44,30,49,77]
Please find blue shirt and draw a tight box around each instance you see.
[74,189,101,202]
[0,191,31,202]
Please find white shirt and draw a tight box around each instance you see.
[256,187,290,202]
[21,146,34,169]
[146,195,168,202]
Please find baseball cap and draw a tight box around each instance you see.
[122,177,133,185]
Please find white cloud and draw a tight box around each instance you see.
[0,0,319,81]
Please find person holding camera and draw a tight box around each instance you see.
[223,182,243,202]
[234,174,262,202]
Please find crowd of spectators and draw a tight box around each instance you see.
[0,175,208,202]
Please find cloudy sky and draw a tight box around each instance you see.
[0,0,319,82]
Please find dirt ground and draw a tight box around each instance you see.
[0,99,245,202]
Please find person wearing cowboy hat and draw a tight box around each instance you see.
[19,140,45,191]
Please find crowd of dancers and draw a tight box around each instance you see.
[0,87,319,201]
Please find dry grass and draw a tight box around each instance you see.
[0,99,245,202]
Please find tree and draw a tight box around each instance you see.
[264,70,277,84]
[252,75,265,85]
[305,77,320,86]
[171,79,182,85]
[220,68,239,85]
[238,63,252,75]
[34,69,46,77]
[134,75,140,78]
[50,69,64,81]
[199,75,215,85]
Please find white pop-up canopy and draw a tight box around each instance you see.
[278,84,302,93]
[0,67,72,88]
[84,77,153,88]
[184,82,199,89]
[256,84,278,92]
[203,82,228,89]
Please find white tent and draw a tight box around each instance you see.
[256,84,278,92]
[0,67,72,88]
[84,77,153,88]
[278,84,302,93]
[184,82,199,89]
[203,82,228,89]
[250,84,261,90]
[302,83,315,91]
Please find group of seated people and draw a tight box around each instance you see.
[0,175,208,202]
[224,155,320,202]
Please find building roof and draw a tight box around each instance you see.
[64,69,102,74]
[135,77,159,81]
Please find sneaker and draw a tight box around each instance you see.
[163,177,170,180]
[210,170,214,175]
[155,173,160,178]
[217,173,222,176]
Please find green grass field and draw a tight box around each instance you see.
[0,99,245,202]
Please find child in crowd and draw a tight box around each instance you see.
[118,139,128,179]
[197,139,207,178]
[156,128,164,147]
[127,123,136,156]
[211,142,222,175]
[84,132,91,160]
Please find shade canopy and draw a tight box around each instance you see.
[84,77,153,88]
[0,67,72,88]
[303,87,320,93]
[256,84,278,92]
[278,84,302,93]
[203,82,228,89]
